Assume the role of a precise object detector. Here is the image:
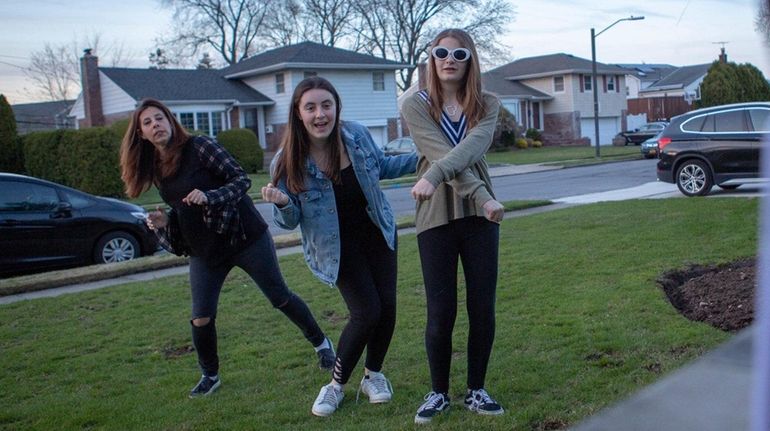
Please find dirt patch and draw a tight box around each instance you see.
[658,258,756,332]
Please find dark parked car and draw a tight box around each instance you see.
[640,132,662,159]
[618,121,668,145]
[0,173,158,277]
[382,137,416,155]
[656,102,770,197]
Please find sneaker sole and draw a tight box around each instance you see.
[367,396,391,404]
[465,404,505,416]
[189,380,221,399]
[414,415,433,425]
[311,408,335,417]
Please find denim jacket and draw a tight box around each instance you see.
[272,121,417,285]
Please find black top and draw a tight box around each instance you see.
[157,136,267,265]
[333,164,376,238]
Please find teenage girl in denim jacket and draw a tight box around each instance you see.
[261,77,416,417]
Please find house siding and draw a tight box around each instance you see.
[100,73,137,117]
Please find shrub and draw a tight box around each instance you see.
[532,140,543,148]
[109,119,130,140]
[493,107,523,151]
[23,130,66,182]
[515,138,529,149]
[58,128,123,197]
[0,94,23,173]
[216,128,263,173]
[525,128,542,141]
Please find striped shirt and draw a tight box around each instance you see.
[417,90,467,146]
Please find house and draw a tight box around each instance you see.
[614,63,677,98]
[12,100,76,135]
[70,42,409,150]
[623,63,711,122]
[482,53,629,146]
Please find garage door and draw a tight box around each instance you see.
[367,126,386,149]
[580,117,619,146]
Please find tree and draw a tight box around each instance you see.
[351,0,514,91]
[0,94,22,173]
[699,61,770,107]
[303,0,355,46]
[756,0,770,45]
[161,0,275,65]
[149,48,171,69]
[197,53,216,69]
[262,0,306,46]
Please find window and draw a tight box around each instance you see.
[212,112,224,136]
[553,76,564,92]
[583,74,592,92]
[714,110,747,132]
[196,113,210,134]
[749,109,770,132]
[178,113,195,131]
[373,72,385,91]
[275,73,285,93]
[607,76,616,92]
[0,182,58,212]
[304,71,317,79]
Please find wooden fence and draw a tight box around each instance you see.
[627,97,694,122]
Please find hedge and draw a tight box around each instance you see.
[216,128,263,173]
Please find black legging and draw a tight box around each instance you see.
[332,229,397,385]
[417,216,499,394]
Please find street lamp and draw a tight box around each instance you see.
[591,15,644,157]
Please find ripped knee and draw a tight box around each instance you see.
[192,316,212,327]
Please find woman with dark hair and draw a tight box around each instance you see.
[261,77,416,417]
[401,29,505,424]
[119,98,335,398]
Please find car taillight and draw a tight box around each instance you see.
[658,136,672,150]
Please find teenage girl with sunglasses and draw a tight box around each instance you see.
[401,28,506,425]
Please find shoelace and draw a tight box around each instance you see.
[418,392,445,413]
[356,374,393,402]
[320,385,340,407]
[470,389,495,406]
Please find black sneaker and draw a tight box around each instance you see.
[464,388,504,415]
[316,337,336,371]
[414,391,450,424]
[189,375,221,398]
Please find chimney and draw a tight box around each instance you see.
[718,47,728,64]
[417,63,428,90]
[80,48,104,127]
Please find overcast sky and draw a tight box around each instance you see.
[1,0,767,104]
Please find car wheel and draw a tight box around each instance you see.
[94,231,140,264]
[676,159,713,197]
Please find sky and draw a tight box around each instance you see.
[0,0,768,105]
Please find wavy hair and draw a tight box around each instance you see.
[426,28,486,128]
[272,76,343,194]
[119,98,190,198]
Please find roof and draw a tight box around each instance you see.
[222,41,408,78]
[12,100,75,133]
[640,63,711,93]
[488,53,627,80]
[614,63,677,84]
[100,68,272,104]
[481,69,552,100]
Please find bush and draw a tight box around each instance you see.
[216,128,263,173]
[109,119,130,140]
[0,94,23,173]
[493,107,523,151]
[525,128,542,141]
[23,130,66,182]
[532,140,543,148]
[58,128,123,197]
[515,138,529,149]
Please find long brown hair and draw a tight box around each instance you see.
[119,98,191,198]
[272,76,343,194]
[426,28,486,128]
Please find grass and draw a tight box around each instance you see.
[0,197,757,430]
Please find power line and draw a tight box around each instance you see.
[0,54,29,60]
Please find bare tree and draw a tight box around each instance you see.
[352,0,515,91]
[161,0,274,65]
[757,0,770,45]
[262,0,306,46]
[24,43,79,101]
[304,0,355,46]
[149,48,171,69]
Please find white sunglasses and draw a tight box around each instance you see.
[431,46,472,62]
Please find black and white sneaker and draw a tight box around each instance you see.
[189,375,221,398]
[464,388,504,415]
[414,391,450,424]
[316,337,336,371]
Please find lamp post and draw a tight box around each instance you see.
[591,15,644,158]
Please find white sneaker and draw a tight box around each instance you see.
[311,383,344,417]
[357,371,393,403]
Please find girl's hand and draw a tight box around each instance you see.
[146,205,168,231]
[261,183,289,207]
[482,199,505,223]
[411,178,436,201]
[182,189,208,206]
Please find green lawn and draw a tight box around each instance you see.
[1,198,756,430]
[486,145,641,166]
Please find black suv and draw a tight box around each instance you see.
[656,102,770,197]
[0,173,159,277]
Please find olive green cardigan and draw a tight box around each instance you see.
[401,91,501,234]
